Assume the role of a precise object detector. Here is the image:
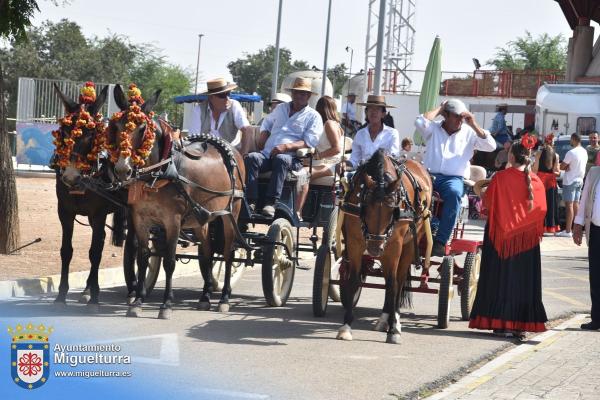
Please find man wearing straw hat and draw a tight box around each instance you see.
[188,77,253,154]
[245,77,323,217]
[415,99,496,256]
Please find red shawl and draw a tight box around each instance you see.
[536,171,557,190]
[484,168,547,259]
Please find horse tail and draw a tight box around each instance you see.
[111,208,127,247]
[399,266,413,309]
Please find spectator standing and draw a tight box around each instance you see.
[586,131,600,172]
[558,133,588,237]
[533,134,561,234]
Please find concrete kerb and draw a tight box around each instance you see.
[0,259,200,300]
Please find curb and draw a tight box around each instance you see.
[0,259,200,299]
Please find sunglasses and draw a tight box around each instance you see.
[215,92,230,99]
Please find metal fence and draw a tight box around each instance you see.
[17,78,116,122]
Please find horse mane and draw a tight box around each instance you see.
[364,148,386,183]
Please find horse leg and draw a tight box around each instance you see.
[196,225,213,311]
[123,214,138,304]
[217,220,235,313]
[84,213,107,312]
[127,227,150,318]
[55,208,75,304]
[158,224,179,320]
[375,278,394,332]
[386,237,413,344]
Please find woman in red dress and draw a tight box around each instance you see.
[533,134,561,234]
[469,135,548,340]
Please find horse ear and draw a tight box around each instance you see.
[142,89,162,114]
[88,85,108,115]
[113,84,129,111]
[364,174,376,189]
[53,83,79,113]
[157,118,173,135]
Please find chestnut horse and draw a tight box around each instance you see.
[337,149,432,344]
[107,84,246,319]
[52,84,132,309]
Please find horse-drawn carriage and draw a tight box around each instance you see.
[311,158,484,333]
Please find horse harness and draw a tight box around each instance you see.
[340,158,425,255]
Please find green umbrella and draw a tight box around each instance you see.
[415,36,442,145]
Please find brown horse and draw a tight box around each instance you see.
[51,83,132,309]
[107,84,246,319]
[337,149,432,344]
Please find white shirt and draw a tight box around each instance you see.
[349,124,400,168]
[342,102,357,121]
[562,146,587,186]
[188,99,250,136]
[575,173,600,226]
[414,115,496,177]
[260,102,323,157]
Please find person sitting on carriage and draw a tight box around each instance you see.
[415,99,496,257]
[338,95,400,173]
[244,77,323,218]
[186,77,254,155]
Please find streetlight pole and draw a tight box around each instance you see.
[373,0,386,95]
[194,34,204,94]
[321,0,333,96]
[271,0,284,99]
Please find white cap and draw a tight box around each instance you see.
[443,99,468,115]
[271,92,291,104]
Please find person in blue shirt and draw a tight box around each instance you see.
[489,103,512,146]
[244,78,323,217]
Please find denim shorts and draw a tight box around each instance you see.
[562,181,583,202]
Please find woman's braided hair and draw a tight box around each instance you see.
[510,141,534,210]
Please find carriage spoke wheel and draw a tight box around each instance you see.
[132,238,161,298]
[262,218,296,307]
[460,248,481,321]
[211,249,247,291]
[437,255,454,329]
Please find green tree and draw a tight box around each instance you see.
[327,63,348,96]
[0,0,42,254]
[487,31,567,71]
[227,45,309,103]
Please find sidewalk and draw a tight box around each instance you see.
[428,314,600,399]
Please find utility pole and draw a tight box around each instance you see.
[321,0,333,96]
[373,0,386,95]
[271,0,284,99]
[194,34,204,94]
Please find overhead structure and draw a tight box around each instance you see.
[364,0,416,94]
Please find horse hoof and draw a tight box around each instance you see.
[79,294,91,304]
[126,306,142,318]
[87,303,100,313]
[217,303,230,313]
[126,295,136,305]
[386,333,401,344]
[336,326,353,341]
[157,308,172,320]
[197,301,211,311]
[374,320,389,332]
[53,299,67,307]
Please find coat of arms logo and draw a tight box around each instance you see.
[8,323,53,390]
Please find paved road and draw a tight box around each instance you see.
[0,236,591,400]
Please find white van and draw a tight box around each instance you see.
[536,83,600,137]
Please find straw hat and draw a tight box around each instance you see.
[473,179,492,196]
[356,95,395,108]
[200,77,237,95]
[286,77,317,94]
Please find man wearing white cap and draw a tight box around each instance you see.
[187,77,253,155]
[245,77,323,217]
[342,93,359,133]
[415,99,496,256]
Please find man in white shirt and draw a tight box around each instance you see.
[558,133,588,237]
[187,77,253,155]
[415,99,496,256]
[342,93,359,134]
[572,166,600,330]
[245,78,323,217]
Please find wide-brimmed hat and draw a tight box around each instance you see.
[270,92,291,104]
[473,179,492,197]
[496,103,509,110]
[200,77,237,95]
[357,95,395,108]
[286,77,317,94]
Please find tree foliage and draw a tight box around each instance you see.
[0,0,40,42]
[227,45,309,102]
[326,63,348,96]
[487,31,567,71]
[0,19,193,125]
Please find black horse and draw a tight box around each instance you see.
[52,83,134,309]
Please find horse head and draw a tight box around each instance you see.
[106,83,161,182]
[356,149,404,257]
[52,82,108,187]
